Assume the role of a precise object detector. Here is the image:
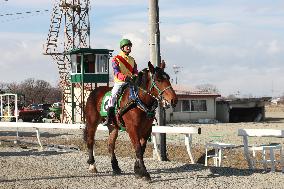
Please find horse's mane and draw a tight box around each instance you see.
[135,67,170,89]
[135,68,148,89]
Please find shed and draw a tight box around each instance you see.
[216,97,271,123]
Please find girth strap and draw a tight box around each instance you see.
[116,84,158,128]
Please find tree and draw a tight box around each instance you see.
[227,94,237,99]
[6,82,20,93]
[18,78,38,104]
[0,79,62,105]
[0,82,7,94]
[195,83,220,94]
[34,79,53,103]
[45,86,62,103]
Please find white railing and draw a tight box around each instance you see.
[0,122,201,163]
[238,128,284,169]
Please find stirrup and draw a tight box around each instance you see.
[103,119,112,126]
[103,107,115,126]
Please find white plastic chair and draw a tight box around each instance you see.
[205,142,235,167]
[250,143,284,172]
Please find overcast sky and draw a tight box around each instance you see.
[0,0,283,97]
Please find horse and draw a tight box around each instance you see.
[83,61,178,181]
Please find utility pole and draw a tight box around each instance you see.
[149,0,167,161]
[173,65,181,85]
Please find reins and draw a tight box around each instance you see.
[116,68,173,128]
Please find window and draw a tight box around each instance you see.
[71,54,81,73]
[173,99,207,112]
[191,100,207,111]
[182,100,190,111]
[96,55,108,73]
[84,54,95,73]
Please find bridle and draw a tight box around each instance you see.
[138,70,174,103]
[117,69,174,124]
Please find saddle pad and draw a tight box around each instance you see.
[100,91,112,117]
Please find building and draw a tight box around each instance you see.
[165,85,221,122]
[216,97,271,123]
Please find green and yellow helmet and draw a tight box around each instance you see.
[120,39,132,49]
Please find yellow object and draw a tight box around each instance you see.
[113,51,135,83]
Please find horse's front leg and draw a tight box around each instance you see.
[108,126,121,175]
[140,130,151,156]
[131,136,151,181]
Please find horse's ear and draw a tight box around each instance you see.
[148,61,155,74]
[160,60,166,70]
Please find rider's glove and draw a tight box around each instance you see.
[125,76,132,83]
[131,75,137,82]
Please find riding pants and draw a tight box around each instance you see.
[109,82,127,107]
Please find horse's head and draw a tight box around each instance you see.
[146,61,178,108]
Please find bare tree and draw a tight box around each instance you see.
[227,94,237,99]
[34,80,52,103]
[1,79,62,105]
[0,82,7,94]
[17,78,57,104]
[195,83,220,94]
[6,82,20,93]
[45,86,62,103]
[18,78,37,104]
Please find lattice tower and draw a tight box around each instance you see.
[43,0,90,123]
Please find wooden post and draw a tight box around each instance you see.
[149,0,167,161]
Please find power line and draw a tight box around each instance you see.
[0,0,9,3]
[0,9,49,23]
[0,9,49,17]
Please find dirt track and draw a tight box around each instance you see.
[1,106,284,188]
[1,106,284,170]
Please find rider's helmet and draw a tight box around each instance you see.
[120,39,132,49]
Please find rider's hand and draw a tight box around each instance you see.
[125,76,132,83]
[131,75,137,82]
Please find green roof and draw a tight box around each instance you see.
[67,48,113,55]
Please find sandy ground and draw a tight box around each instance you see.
[1,106,284,188]
[1,107,284,170]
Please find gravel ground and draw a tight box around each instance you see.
[1,111,284,188]
[0,147,284,189]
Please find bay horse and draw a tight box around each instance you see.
[84,62,178,181]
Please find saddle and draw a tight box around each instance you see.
[100,83,158,129]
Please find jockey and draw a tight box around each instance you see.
[104,38,138,126]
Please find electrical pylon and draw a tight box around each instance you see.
[43,0,90,123]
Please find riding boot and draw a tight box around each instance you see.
[103,107,115,126]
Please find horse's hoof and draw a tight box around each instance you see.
[134,173,143,179]
[89,164,98,173]
[142,173,151,181]
[135,173,151,181]
[142,175,151,182]
[112,168,122,175]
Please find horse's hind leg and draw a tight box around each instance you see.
[108,126,121,175]
[85,118,99,173]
